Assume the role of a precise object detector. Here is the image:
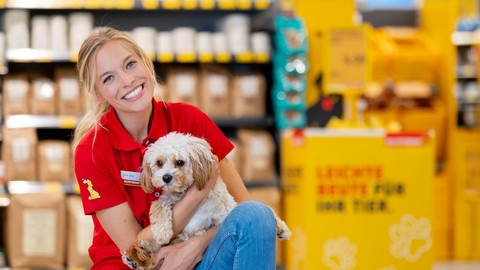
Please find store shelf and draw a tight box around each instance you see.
[6,49,270,65]
[7,180,78,195]
[1,0,271,10]
[451,31,480,46]
[4,115,80,129]
[4,115,274,129]
[212,116,275,128]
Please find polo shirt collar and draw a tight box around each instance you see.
[103,100,168,151]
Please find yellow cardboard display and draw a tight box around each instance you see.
[281,128,435,269]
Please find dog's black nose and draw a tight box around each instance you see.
[163,174,173,184]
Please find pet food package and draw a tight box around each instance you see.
[2,127,38,181]
[248,186,284,265]
[199,65,231,118]
[66,196,93,268]
[6,192,66,268]
[29,76,57,115]
[167,68,199,107]
[231,72,266,118]
[2,74,30,115]
[237,129,276,183]
[226,138,243,178]
[55,68,83,116]
[37,140,72,182]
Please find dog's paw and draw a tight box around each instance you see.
[276,219,292,240]
[121,252,138,269]
[124,239,157,270]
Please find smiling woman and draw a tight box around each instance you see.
[72,27,280,270]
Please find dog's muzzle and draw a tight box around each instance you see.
[163,174,173,184]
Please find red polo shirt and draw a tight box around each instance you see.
[74,100,234,269]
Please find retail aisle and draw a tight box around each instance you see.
[434,261,480,270]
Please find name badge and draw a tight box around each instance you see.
[121,170,141,187]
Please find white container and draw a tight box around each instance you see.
[69,12,94,53]
[251,32,271,54]
[31,15,50,50]
[50,15,69,51]
[5,10,30,49]
[212,32,228,54]
[132,27,157,53]
[157,31,173,54]
[196,32,212,54]
[172,27,196,54]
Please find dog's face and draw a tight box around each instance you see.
[141,132,217,194]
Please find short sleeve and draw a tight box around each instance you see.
[74,141,127,215]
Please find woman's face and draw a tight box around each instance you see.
[93,40,153,115]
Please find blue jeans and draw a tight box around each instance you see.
[196,201,278,270]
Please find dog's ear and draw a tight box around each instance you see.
[140,162,154,193]
[191,139,217,191]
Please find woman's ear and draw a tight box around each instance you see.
[140,162,154,193]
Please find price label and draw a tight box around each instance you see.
[142,0,160,9]
[324,27,370,94]
[198,53,214,63]
[215,53,231,63]
[235,52,253,63]
[182,0,198,9]
[254,0,270,9]
[177,52,196,63]
[218,0,235,9]
[254,53,269,63]
[59,116,78,129]
[116,0,135,9]
[158,53,174,62]
[162,0,181,9]
[84,0,101,9]
[237,0,252,9]
[199,0,214,9]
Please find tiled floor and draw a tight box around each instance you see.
[433,261,480,270]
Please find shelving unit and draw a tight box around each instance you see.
[0,2,284,269]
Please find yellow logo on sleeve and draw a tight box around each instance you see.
[83,178,101,200]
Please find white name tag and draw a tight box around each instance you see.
[121,170,141,186]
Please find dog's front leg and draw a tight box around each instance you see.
[150,200,174,246]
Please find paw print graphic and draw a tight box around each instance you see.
[322,236,357,270]
[389,214,432,262]
[291,227,307,268]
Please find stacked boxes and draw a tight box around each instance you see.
[272,14,308,129]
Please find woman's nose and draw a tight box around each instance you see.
[120,71,134,86]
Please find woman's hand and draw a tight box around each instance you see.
[153,227,218,270]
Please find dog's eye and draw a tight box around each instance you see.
[156,160,163,167]
[176,160,185,167]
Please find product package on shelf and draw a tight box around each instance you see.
[272,13,308,130]
[6,192,67,268]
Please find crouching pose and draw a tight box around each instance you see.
[73,26,290,270]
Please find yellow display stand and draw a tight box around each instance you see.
[282,128,435,269]
[452,129,480,259]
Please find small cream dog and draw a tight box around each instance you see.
[123,132,291,269]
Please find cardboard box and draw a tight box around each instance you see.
[66,196,93,268]
[281,128,434,270]
[6,192,66,268]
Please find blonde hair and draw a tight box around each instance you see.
[72,27,158,149]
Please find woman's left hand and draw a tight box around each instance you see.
[154,227,218,270]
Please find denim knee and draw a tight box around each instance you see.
[233,200,277,232]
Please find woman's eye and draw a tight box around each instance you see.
[126,60,137,69]
[156,160,163,167]
[176,160,185,167]
[103,75,113,84]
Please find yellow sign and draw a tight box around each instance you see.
[282,128,434,270]
[324,26,371,94]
